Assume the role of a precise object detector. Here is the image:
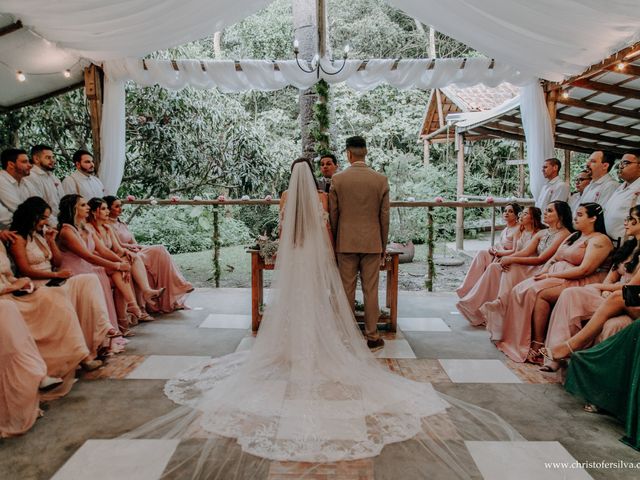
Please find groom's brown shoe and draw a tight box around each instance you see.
[367,338,385,352]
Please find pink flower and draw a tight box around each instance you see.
[434,196,444,203]
[170,195,180,203]
[486,196,495,203]
[126,195,136,201]
[217,195,226,202]
[264,195,273,201]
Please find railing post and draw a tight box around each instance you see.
[426,206,435,292]
[490,206,496,247]
[455,132,465,251]
[212,205,221,288]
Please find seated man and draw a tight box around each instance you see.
[0,149,36,225]
[568,169,591,215]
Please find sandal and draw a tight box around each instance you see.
[526,341,544,365]
[540,341,574,364]
[584,403,600,414]
[126,302,154,322]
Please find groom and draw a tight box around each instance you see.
[329,136,390,351]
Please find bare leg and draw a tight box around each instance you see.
[531,285,565,345]
[130,255,163,303]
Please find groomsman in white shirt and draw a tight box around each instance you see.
[604,150,640,245]
[23,144,65,219]
[580,150,619,206]
[0,148,36,226]
[62,149,105,199]
[536,157,570,209]
[569,169,591,215]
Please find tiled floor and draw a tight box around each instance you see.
[6,289,637,480]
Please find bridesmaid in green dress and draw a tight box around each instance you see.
[564,320,640,450]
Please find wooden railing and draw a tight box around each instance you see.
[125,197,535,291]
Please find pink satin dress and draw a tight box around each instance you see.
[0,243,88,399]
[456,225,519,299]
[111,221,193,312]
[26,233,112,358]
[0,300,47,438]
[57,224,120,330]
[456,229,535,327]
[544,260,635,351]
[497,235,608,362]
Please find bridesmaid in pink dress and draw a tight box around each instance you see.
[56,194,141,335]
[456,203,521,298]
[457,205,558,328]
[542,206,640,364]
[105,196,193,312]
[497,203,612,363]
[0,299,47,438]
[9,197,120,358]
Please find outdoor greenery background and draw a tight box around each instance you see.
[1,0,585,258]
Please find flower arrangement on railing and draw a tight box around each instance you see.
[255,235,279,265]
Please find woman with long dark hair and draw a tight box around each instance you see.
[541,205,640,371]
[9,197,119,357]
[105,196,193,313]
[497,202,613,363]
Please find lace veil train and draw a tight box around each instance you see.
[122,163,523,478]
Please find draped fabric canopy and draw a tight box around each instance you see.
[2,0,639,194]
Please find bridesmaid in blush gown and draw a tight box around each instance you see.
[478,202,573,338]
[456,203,521,298]
[497,203,612,363]
[541,209,640,371]
[105,196,193,312]
[9,197,120,358]
[0,299,47,438]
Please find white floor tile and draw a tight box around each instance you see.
[126,355,210,380]
[51,439,179,480]
[198,313,251,329]
[398,317,451,332]
[439,359,522,383]
[466,441,593,479]
[374,339,416,359]
[235,336,256,352]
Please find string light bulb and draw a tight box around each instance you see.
[16,71,25,82]
[63,69,71,78]
[617,62,626,71]
[561,89,570,99]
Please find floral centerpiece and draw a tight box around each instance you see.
[256,235,279,265]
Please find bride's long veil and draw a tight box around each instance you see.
[122,164,523,478]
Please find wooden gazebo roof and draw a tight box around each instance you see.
[456,43,640,156]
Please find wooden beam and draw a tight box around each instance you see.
[606,63,640,77]
[518,142,525,197]
[455,132,465,250]
[0,20,22,37]
[84,64,103,172]
[546,89,558,136]
[564,150,571,182]
[0,81,84,113]
[556,97,640,121]
[570,78,640,100]
[553,135,627,156]
[555,125,638,149]
[556,112,640,136]
[471,126,526,143]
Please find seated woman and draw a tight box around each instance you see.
[0,238,98,397]
[105,196,193,312]
[456,204,557,329]
[456,203,521,298]
[497,203,612,364]
[0,299,48,438]
[9,197,120,358]
[88,197,162,319]
[56,194,143,334]
[541,206,640,371]
[564,320,640,450]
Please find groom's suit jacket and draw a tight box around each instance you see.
[329,162,390,254]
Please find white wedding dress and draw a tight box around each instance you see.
[123,164,522,478]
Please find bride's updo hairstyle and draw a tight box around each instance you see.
[290,157,318,189]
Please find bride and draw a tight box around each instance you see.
[125,161,521,477]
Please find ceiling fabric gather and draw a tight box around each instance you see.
[104,57,533,92]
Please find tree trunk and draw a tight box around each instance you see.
[293,0,319,158]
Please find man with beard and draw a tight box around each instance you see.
[62,149,105,199]
[0,148,36,228]
[23,145,65,220]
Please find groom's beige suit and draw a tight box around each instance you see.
[329,161,390,341]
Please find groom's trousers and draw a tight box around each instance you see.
[336,253,381,341]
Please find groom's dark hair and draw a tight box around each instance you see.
[346,136,367,158]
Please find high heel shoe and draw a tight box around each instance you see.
[39,376,64,391]
[143,288,165,308]
[126,302,155,322]
[81,359,103,371]
[539,341,574,371]
[526,341,544,365]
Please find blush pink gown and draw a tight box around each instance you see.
[57,224,121,331]
[26,233,113,358]
[456,229,535,327]
[0,300,47,438]
[111,220,193,312]
[496,236,608,362]
[544,261,636,351]
[456,225,519,298]
[0,243,88,399]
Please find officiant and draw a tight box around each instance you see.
[317,153,338,193]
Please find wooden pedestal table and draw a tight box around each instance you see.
[248,250,399,333]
